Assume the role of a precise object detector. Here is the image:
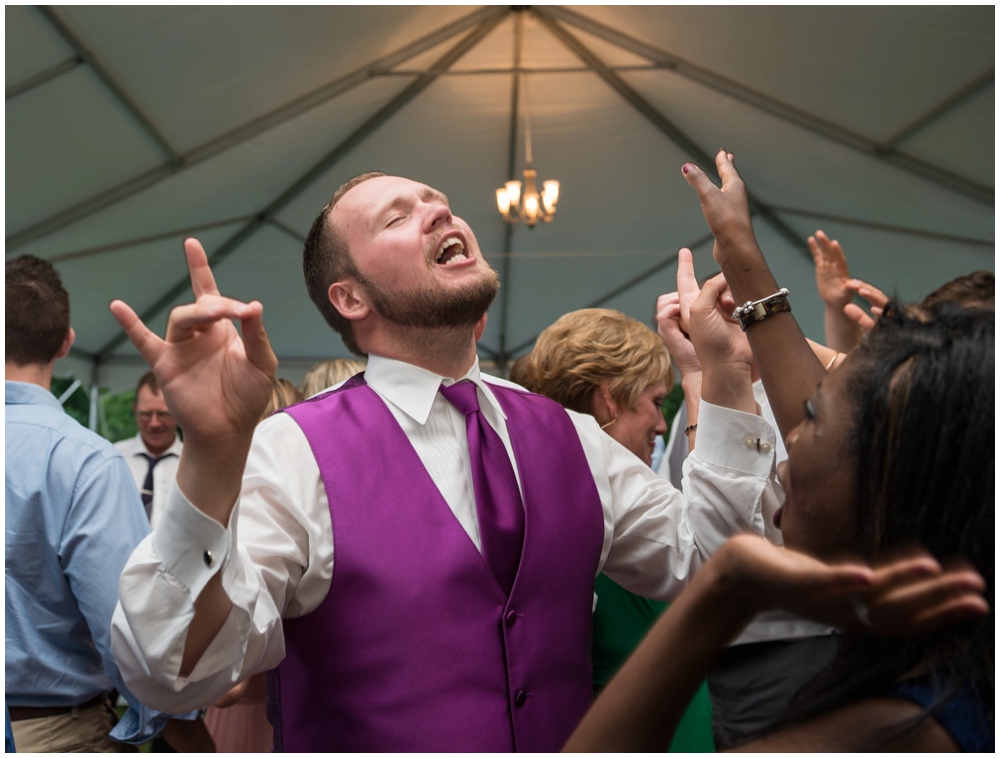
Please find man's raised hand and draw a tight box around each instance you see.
[109,238,278,448]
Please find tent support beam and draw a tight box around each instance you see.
[505,229,717,359]
[769,205,995,248]
[7,6,508,253]
[69,345,95,362]
[539,6,993,207]
[496,10,524,369]
[878,68,994,151]
[96,10,509,360]
[268,218,306,244]
[534,10,811,262]
[6,54,84,100]
[45,215,257,264]
[36,6,180,164]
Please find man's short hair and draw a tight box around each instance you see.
[135,370,160,397]
[303,171,387,356]
[921,270,994,310]
[5,255,70,366]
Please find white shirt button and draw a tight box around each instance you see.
[760,442,772,454]
[744,436,756,450]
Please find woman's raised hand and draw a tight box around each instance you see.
[681,151,762,270]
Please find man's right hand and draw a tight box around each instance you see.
[110,238,277,446]
[110,238,278,521]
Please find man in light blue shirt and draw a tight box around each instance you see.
[4,255,170,751]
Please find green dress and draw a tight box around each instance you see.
[592,573,715,752]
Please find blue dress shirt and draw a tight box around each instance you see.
[5,380,168,743]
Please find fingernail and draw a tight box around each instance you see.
[682,164,693,174]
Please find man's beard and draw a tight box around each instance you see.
[356,264,500,330]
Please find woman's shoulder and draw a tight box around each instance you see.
[731,696,960,752]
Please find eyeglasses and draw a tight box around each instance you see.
[137,411,173,422]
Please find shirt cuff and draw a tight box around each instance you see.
[692,398,776,476]
[152,484,231,599]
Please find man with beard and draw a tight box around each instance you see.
[110,173,777,751]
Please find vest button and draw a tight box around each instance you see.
[514,690,527,707]
[505,610,516,626]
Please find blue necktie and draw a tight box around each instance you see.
[140,454,162,522]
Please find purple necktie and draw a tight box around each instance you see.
[440,381,524,595]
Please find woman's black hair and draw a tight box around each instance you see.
[765,303,994,747]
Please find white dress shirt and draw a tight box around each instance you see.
[660,380,833,645]
[114,433,183,530]
[112,355,777,713]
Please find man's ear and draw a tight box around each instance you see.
[55,328,75,360]
[328,279,371,322]
[474,312,488,342]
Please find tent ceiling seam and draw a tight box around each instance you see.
[6,6,507,253]
[96,10,510,360]
[505,226,718,360]
[36,6,180,164]
[542,5,993,207]
[6,54,84,100]
[41,215,258,264]
[770,205,995,248]
[877,68,994,151]
[533,9,812,262]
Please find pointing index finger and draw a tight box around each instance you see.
[109,299,164,367]
[676,248,700,314]
[185,238,221,300]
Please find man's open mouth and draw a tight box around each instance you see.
[435,236,469,266]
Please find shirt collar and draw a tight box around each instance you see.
[133,432,182,459]
[5,380,63,411]
[364,353,507,426]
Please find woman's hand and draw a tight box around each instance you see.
[717,535,989,636]
[843,278,890,334]
[681,151,762,271]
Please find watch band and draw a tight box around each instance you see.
[732,288,791,331]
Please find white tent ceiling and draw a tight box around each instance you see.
[6,5,994,393]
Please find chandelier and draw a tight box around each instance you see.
[496,75,559,227]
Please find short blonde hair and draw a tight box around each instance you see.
[261,378,304,422]
[300,358,367,398]
[522,308,673,414]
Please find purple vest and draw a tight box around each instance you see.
[269,376,604,752]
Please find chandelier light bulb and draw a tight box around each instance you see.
[496,188,511,216]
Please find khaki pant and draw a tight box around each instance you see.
[10,699,136,753]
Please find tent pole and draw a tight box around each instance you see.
[495,10,525,369]
[87,360,101,432]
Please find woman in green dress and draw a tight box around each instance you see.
[513,308,714,752]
